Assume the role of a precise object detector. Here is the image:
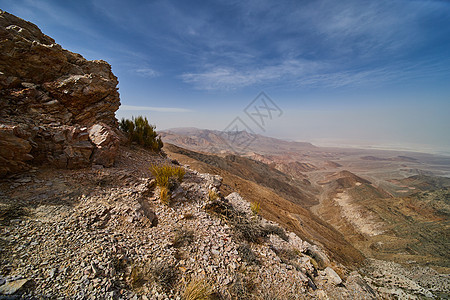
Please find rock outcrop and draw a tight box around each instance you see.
[0,10,121,176]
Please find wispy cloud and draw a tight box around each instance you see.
[181,59,324,90]
[119,105,193,113]
[135,68,159,78]
[181,55,450,91]
[316,57,450,88]
[176,0,450,90]
[296,68,402,89]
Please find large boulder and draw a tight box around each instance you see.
[0,10,122,176]
[89,123,119,168]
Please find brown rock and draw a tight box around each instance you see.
[0,125,32,177]
[0,10,122,175]
[30,125,93,169]
[0,9,120,127]
[325,267,342,285]
[0,278,29,295]
[89,124,119,167]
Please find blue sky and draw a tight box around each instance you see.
[1,0,450,153]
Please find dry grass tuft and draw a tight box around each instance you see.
[150,261,178,291]
[183,277,215,300]
[151,164,185,189]
[160,187,170,205]
[151,164,185,205]
[208,190,219,201]
[250,201,260,215]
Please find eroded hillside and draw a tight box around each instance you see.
[162,129,450,298]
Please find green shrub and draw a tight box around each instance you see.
[119,116,163,151]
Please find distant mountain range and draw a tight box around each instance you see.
[160,127,316,155]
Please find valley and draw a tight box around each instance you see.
[162,128,450,296]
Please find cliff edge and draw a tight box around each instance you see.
[0,10,120,176]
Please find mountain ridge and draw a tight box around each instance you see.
[160,127,316,155]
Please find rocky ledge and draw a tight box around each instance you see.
[0,147,381,299]
[0,10,121,176]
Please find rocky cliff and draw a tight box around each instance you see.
[0,10,120,176]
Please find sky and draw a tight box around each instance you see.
[1,0,450,154]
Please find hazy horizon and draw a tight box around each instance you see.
[156,125,450,156]
[2,0,449,154]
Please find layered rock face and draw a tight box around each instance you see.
[0,10,121,176]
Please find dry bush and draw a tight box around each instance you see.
[113,255,128,274]
[229,274,256,299]
[205,200,267,244]
[183,277,215,300]
[237,243,260,265]
[272,247,299,264]
[263,224,289,242]
[256,288,301,300]
[232,217,267,244]
[182,213,195,220]
[0,205,28,225]
[129,265,146,288]
[204,199,235,219]
[172,228,194,248]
